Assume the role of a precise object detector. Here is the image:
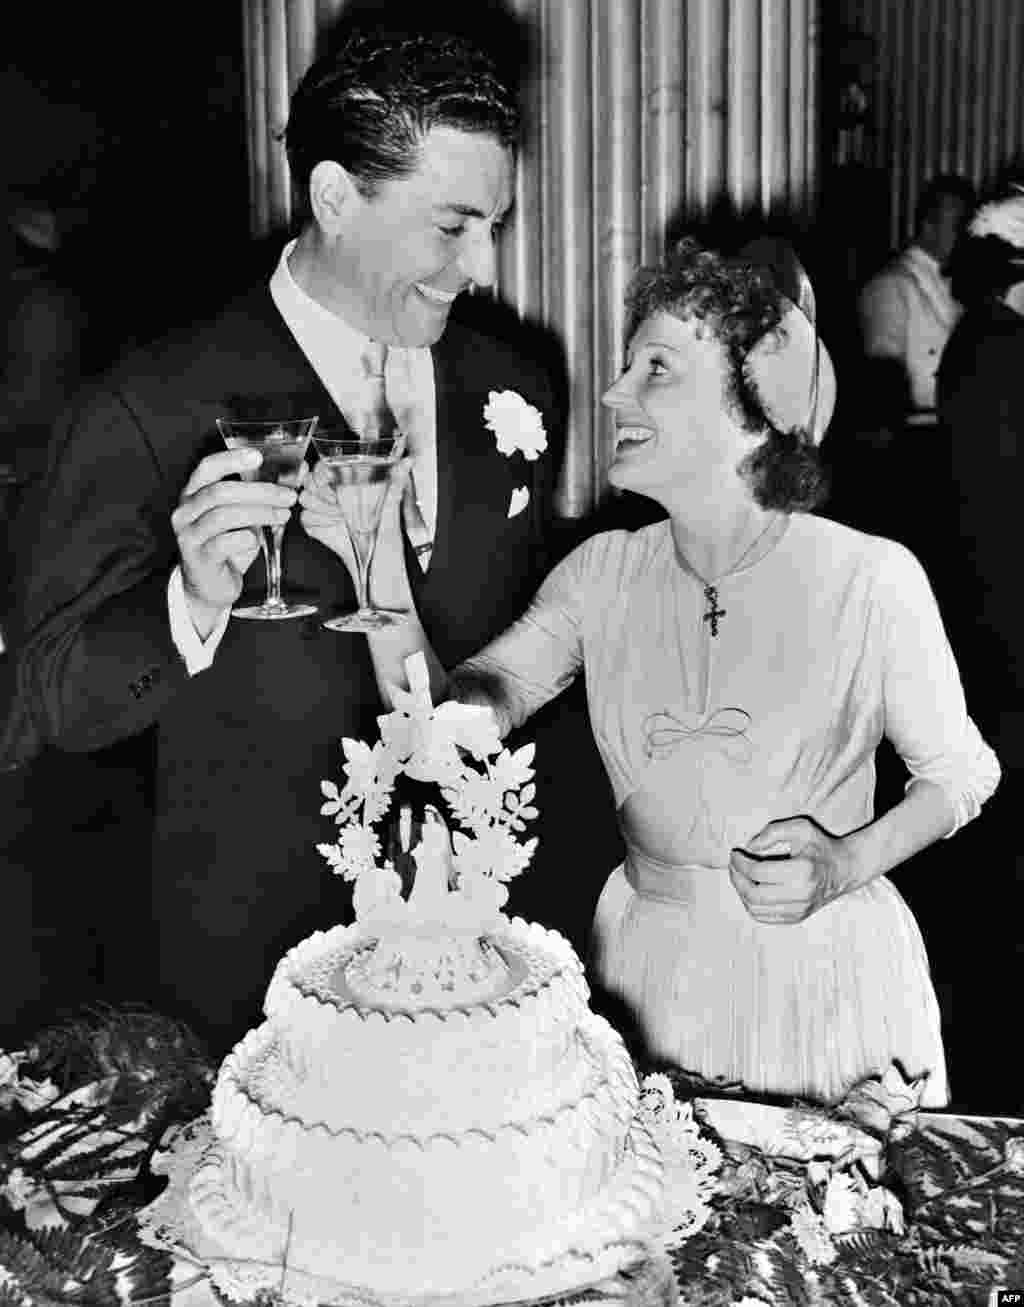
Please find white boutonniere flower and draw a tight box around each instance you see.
[969,188,1024,249]
[483,390,548,461]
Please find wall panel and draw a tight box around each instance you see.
[838,0,1024,251]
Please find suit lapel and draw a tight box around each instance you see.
[417,326,513,598]
[221,287,343,427]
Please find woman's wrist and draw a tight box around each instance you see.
[838,780,956,891]
[836,830,875,895]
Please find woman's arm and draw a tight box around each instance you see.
[729,781,956,925]
[300,461,589,716]
[730,540,1000,924]
[843,778,956,883]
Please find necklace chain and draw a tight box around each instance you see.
[675,514,782,638]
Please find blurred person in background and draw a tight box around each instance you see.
[1,186,89,488]
[858,174,975,434]
[938,189,1024,747]
[853,175,975,559]
[928,187,1024,1111]
[0,102,154,1048]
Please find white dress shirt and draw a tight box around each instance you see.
[858,244,961,416]
[169,239,437,673]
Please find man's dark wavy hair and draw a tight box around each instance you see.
[285,30,521,217]
[623,238,828,513]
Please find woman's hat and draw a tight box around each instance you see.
[744,297,837,445]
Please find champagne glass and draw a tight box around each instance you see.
[216,416,319,620]
[311,432,406,632]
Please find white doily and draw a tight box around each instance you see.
[138,1079,716,1307]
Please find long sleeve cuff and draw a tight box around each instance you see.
[167,567,230,674]
[904,714,1002,839]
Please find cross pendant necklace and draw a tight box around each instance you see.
[702,585,727,636]
[676,514,783,638]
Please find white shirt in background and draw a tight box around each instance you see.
[858,244,961,416]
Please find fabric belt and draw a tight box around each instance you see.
[624,848,721,905]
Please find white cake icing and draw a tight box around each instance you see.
[186,656,674,1301]
[189,917,668,1299]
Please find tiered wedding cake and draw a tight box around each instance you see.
[186,656,705,1304]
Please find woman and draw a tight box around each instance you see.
[303,240,999,1106]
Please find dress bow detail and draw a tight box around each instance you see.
[643,707,753,762]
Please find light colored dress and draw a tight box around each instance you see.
[456,513,1000,1106]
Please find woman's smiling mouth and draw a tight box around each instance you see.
[614,426,656,453]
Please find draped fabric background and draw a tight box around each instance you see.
[242,0,821,517]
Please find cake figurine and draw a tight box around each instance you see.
[180,654,715,1306]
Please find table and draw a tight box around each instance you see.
[1,1018,1021,1307]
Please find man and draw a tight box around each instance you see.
[2,30,567,1050]
[857,173,975,431]
[852,174,975,556]
[936,192,1024,734]
[933,192,1024,1113]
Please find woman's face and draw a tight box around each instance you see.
[603,310,759,498]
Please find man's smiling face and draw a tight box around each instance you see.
[314,126,515,346]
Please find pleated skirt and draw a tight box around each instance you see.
[590,852,949,1107]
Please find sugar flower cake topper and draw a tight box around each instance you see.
[317,652,539,935]
[483,390,548,461]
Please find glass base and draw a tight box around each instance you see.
[323,606,408,633]
[232,598,320,621]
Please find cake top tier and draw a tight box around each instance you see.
[316,654,539,1005]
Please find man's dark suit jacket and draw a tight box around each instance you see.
[937,298,1024,733]
[933,298,1024,1101]
[4,284,570,1048]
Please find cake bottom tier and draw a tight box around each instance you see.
[189,1016,665,1299]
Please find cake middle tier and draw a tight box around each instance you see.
[201,1013,647,1297]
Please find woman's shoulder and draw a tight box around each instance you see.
[788,513,927,586]
[567,518,671,575]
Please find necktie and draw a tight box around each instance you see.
[362,340,433,572]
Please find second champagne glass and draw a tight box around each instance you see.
[312,432,406,632]
[216,416,319,620]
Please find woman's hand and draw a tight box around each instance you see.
[729,816,863,924]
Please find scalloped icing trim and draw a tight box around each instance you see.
[240,1019,597,1141]
[214,1013,636,1153]
[262,916,585,1026]
[250,918,590,1113]
[190,1019,670,1302]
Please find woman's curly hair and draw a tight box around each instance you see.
[622,239,828,512]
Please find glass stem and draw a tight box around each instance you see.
[263,525,285,607]
[350,529,376,613]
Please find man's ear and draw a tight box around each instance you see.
[308,161,362,234]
